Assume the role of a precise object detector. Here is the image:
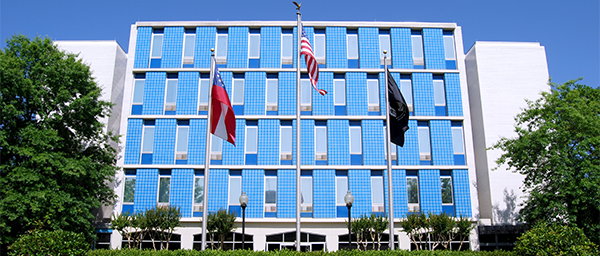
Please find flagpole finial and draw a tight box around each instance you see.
[383,50,387,55]
[293,1,301,11]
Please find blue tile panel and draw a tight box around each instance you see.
[349,169,371,217]
[277,169,296,218]
[194,27,216,68]
[328,120,350,165]
[362,120,384,165]
[153,119,176,165]
[390,28,412,69]
[313,72,334,115]
[134,27,152,69]
[444,73,463,116]
[383,169,409,218]
[227,27,248,68]
[292,120,297,165]
[412,73,435,116]
[258,119,279,165]
[358,27,380,69]
[242,169,264,218]
[279,72,296,115]
[423,28,445,70]
[188,119,207,165]
[292,27,313,69]
[260,27,281,68]
[223,119,245,165]
[419,169,442,215]
[300,119,315,165]
[124,119,143,164]
[143,72,166,115]
[397,120,420,165]
[452,169,472,217]
[134,168,158,213]
[313,169,336,218]
[346,72,368,116]
[326,27,347,69]
[170,169,193,217]
[378,72,386,115]
[245,72,266,115]
[207,169,228,213]
[430,120,454,165]
[162,27,184,68]
[292,27,298,68]
[177,72,199,115]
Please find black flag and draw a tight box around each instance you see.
[387,70,410,147]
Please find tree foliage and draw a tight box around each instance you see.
[111,206,181,250]
[8,229,88,256]
[514,223,599,255]
[206,209,237,250]
[492,79,600,244]
[0,35,118,247]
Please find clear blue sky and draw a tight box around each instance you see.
[2,0,598,87]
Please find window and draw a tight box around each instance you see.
[164,73,178,114]
[336,174,348,206]
[228,172,242,206]
[248,29,260,68]
[379,31,391,66]
[384,125,398,164]
[418,122,431,165]
[215,29,228,65]
[441,176,453,204]
[301,173,313,215]
[300,78,311,113]
[411,30,424,68]
[182,29,195,68]
[150,29,163,68]
[175,120,189,164]
[400,75,414,112]
[315,121,327,164]
[347,30,359,68]
[334,75,346,115]
[141,120,155,165]
[371,171,384,213]
[122,169,136,214]
[211,135,223,164]
[157,170,171,206]
[198,73,209,114]
[245,120,258,165]
[367,77,379,112]
[281,29,293,67]
[433,75,447,116]
[406,175,420,212]
[132,73,145,115]
[443,31,456,69]
[264,172,277,216]
[232,74,244,114]
[266,74,278,114]
[280,121,292,165]
[193,174,204,215]
[349,121,362,165]
[451,122,466,165]
[314,29,326,65]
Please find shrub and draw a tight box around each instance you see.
[514,223,599,256]
[8,229,88,256]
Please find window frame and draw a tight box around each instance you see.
[151,33,163,59]
[406,176,420,212]
[266,78,278,111]
[182,33,195,66]
[433,78,446,107]
[248,33,261,59]
[333,78,346,106]
[280,125,293,160]
[349,125,362,155]
[441,176,454,205]
[232,78,245,106]
[418,126,431,161]
[411,33,424,66]
[301,176,313,212]
[300,79,312,111]
[400,77,414,112]
[314,124,328,160]
[211,135,223,160]
[335,175,348,206]
[367,78,380,111]
[371,175,384,212]
[198,77,210,112]
[245,124,258,154]
[228,175,242,206]
[123,176,136,204]
[443,34,456,61]
[141,126,155,153]
[193,176,204,212]
[379,34,391,65]
[264,175,277,213]
[384,126,398,161]
[157,174,171,206]
[175,125,189,161]
[346,33,359,60]
[314,32,326,64]
[281,33,293,65]
[132,79,145,105]
[215,32,228,64]
[164,78,178,112]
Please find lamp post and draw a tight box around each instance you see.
[239,191,249,250]
[344,190,354,250]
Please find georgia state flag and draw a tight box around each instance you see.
[210,64,236,146]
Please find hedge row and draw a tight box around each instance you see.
[89,249,513,256]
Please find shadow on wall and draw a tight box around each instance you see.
[493,188,520,225]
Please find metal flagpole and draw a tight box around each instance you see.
[295,7,302,252]
[201,49,216,250]
[383,52,396,250]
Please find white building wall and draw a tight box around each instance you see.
[465,42,549,225]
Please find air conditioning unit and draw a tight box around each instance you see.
[301,205,313,212]
[183,56,194,65]
[385,154,398,161]
[420,154,431,161]
[198,105,208,111]
[267,105,278,111]
[264,205,277,212]
[408,105,414,112]
[368,105,380,112]
[193,205,203,212]
[216,57,227,65]
[211,153,222,160]
[300,105,311,111]
[372,205,385,212]
[176,153,188,160]
[280,154,292,160]
[158,203,169,208]
[315,154,327,161]
[165,104,176,111]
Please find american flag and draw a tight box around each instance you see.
[301,25,327,95]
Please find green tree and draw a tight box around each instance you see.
[493,79,600,244]
[206,209,237,250]
[0,35,118,248]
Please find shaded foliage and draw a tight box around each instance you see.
[8,229,88,256]
[514,223,599,255]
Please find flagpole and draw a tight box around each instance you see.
[201,49,216,250]
[384,52,396,250]
[295,8,303,252]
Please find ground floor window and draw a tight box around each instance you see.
[193,232,253,251]
[266,231,326,252]
[338,233,398,251]
[121,232,181,250]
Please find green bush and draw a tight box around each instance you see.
[514,223,599,256]
[8,229,89,256]
[89,249,514,256]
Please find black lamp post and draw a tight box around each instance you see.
[344,190,354,250]
[239,191,249,250]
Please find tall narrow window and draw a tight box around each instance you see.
[379,30,391,67]
[367,75,380,113]
[349,121,362,165]
[281,29,293,67]
[211,135,223,165]
[157,170,171,206]
[315,121,328,165]
[175,120,189,165]
[334,74,346,116]
[182,29,195,68]
[443,31,456,69]
[418,121,431,165]
[266,74,278,114]
[300,78,312,114]
[193,171,204,217]
[232,74,245,115]
[122,169,136,214]
[314,29,326,65]
[245,120,258,165]
[406,173,420,212]
[301,171,313,216]
[347,29,359,68]
[441,175,453,205]
[433,75,447,116]
[411,30,424,69]
[228,171,242,210]
[132,73,145,115]
[264,171,277,217]
[248,29,260,68]
[371,171,384,213]
[198,73,210,114]
[280,121,293,165]
[141,120,155,165]
[215,29,228,65]
[164,73,178,115]
[400,74,414,113]
[451,121,466,165]
[336,170,349,218]
[150,29,164,68]
[384,125,398,165]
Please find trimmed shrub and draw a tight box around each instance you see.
[89,249,514,256]
[8,229,88,256]
[514,223,599,256]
